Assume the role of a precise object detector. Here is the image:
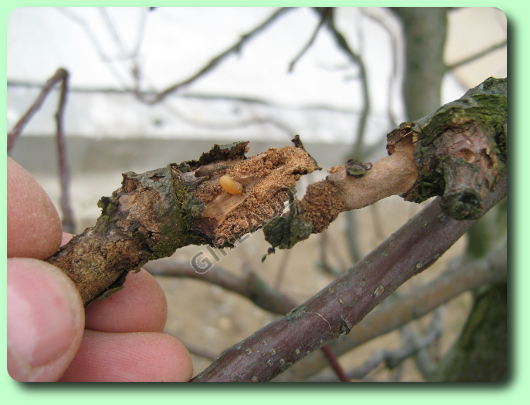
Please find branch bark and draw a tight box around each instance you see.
[276,239,506,381]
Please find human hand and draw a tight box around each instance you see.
[7,157,193,382]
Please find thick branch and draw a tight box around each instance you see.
[277,239,506,381]
[192,174,506,381]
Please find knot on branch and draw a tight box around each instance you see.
[400,77,507,220]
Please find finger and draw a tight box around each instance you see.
[61,232,74,246]
[60,330,193,382]
[7,258,85,382]
[85,269,168,332]
[7,157,62,259]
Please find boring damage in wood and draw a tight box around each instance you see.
[47,138,318,304]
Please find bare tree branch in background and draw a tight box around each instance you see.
[445,39,507,71]
[288,8,331,73]
[146,259,297,316]
[136,8,294,104]
[161,99,296,137]
[324,8,370,159]
[390,8,447,120]
[7,68,76,233]
[55,8,130,88]
[360,8,401,128]
[273,249,292,290]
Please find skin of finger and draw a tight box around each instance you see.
[7,157,62,259]
[60,330,193,382]
[85,269,168,333]
[7,258,85,382]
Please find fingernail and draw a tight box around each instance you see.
[8,259,80,369]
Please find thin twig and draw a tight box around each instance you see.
[344,211,362,264]
[324,9,370,159]
[8,69,66,153]
[408,307,444,378]
[273,249,292,290]
[145,260,297,316]
[55,8,129,87]
[360,8,400,128]
[445,39,507,71]
[320,345,350,382]
[288,8,331,73]
[312,307,443,382]
[137,7,294,104]
[98,8,129,59]
[8,80,359,115]
[368,203,386,241]
[53,70,76,233]
[318,231,342,276]
[161,100,296,137]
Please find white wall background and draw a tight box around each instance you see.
[7,7,507,145]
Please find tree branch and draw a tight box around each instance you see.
[145,259,297,315]
[288,8,330,73]
[8,69,65,152]
[192,174,506,381]
[275,238,506,381]
[263,77,507,251]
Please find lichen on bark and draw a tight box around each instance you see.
[402,77,507,219]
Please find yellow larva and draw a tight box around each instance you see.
[219,174,243,195]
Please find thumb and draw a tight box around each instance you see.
[7,258,84,381]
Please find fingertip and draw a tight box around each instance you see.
[7,258,85,381]
[7,157,62,259]
[85,269,168,333]
[61,331,193,382]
